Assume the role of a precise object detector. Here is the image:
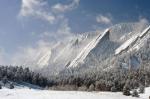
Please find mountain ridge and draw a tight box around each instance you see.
[20,22,150,75]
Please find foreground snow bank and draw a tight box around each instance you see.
[0,87,150,99]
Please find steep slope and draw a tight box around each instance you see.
[36,31,101,74]
[68,29,110,68]
[115,25,150,55]
[19,22,149,74]
[67,23,149,69]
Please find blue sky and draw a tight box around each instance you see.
[0,0,150,64]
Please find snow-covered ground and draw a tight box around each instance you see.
[0,87,150,99]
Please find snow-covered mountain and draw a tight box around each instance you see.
[21,22,150,74]
[23,30,101,73]
[67,23,150,69]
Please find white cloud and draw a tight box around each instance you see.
[35,11,56,24]
[57,19,71,35]
[19,0,80,24]
[0,48,4,64]
[19,0,41,16]
[11,40,52,67]
[138,18,149,25]
[0,48,8,65]
[19,0,55,24]
[19,0,80,38]
[52,0,80,13]
[96,14,112,25]
[134,18,149,32]
[39,18,73,42]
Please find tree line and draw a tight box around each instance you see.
[0,66,49,88]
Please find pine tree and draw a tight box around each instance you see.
[139,84,145,93]
[132,90,139,97]
[0,84,2,89]
[2,76,8,85]
[9,83,14,89]
[88,84,95,91]
[111,85,117,92]
[123,84,130,96]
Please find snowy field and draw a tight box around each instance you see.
[0,87,150,99]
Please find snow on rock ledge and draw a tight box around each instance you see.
[68,28,110,68]
[115,25,150,55]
